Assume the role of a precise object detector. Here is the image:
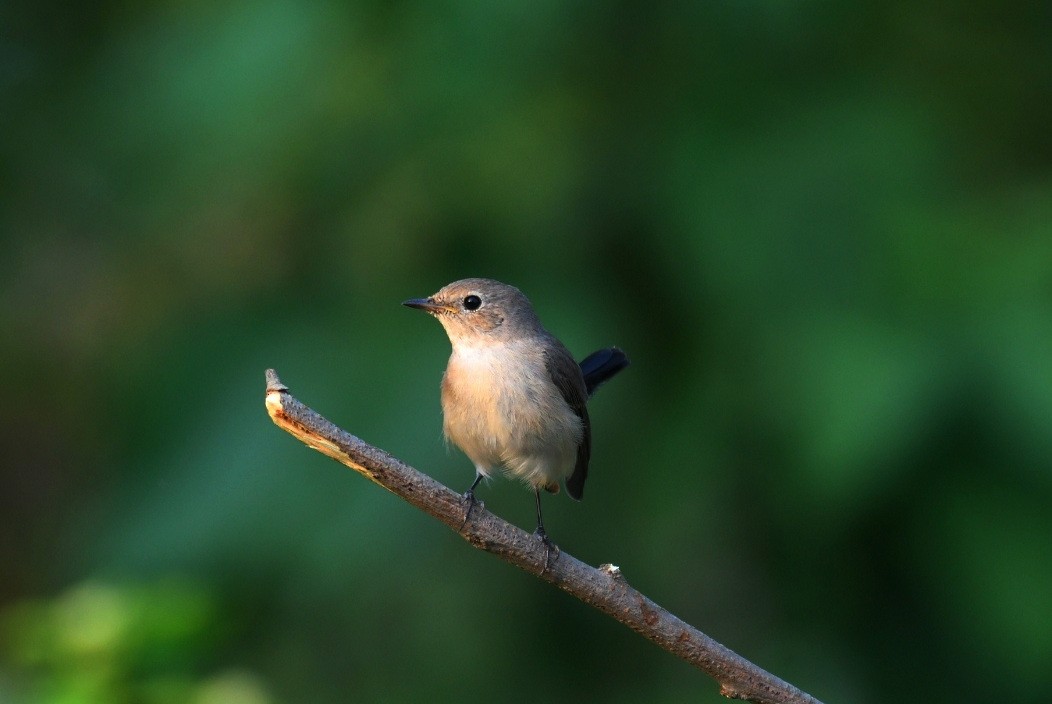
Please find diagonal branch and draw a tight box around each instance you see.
[264,369,824,704]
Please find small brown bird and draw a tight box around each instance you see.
[403,278,628,551]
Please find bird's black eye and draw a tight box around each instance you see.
[463,295,482,311]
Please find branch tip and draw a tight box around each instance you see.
[265,368,288,393]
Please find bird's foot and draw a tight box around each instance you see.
[534,526,560,575]
[458,490,483,532]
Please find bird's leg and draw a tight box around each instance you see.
[533,488,559,573]
[459,472,485,531]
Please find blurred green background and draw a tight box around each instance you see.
[2,2,1050,702]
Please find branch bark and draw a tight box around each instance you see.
[264,369,824,704]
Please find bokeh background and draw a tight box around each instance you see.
[2,2,1050,703]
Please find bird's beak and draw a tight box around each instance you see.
[402,297,454,314]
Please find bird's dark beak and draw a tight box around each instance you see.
[402,297,452,314]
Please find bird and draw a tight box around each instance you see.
[403,278,628,558]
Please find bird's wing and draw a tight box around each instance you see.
[544,342,591,500]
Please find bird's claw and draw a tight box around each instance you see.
[534,527,559,574]
[458,490,483,532]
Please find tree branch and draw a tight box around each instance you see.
[264,369,824,704]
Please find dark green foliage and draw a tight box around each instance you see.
[1,2,1049,702]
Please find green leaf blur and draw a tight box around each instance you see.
[2,2,1049,703]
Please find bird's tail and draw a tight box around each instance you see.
[578,347,630,397]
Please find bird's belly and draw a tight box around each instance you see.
[441,345,582,487]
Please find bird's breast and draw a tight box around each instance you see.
[440,341,582,479]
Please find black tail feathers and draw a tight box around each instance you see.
[578,347,630,397]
